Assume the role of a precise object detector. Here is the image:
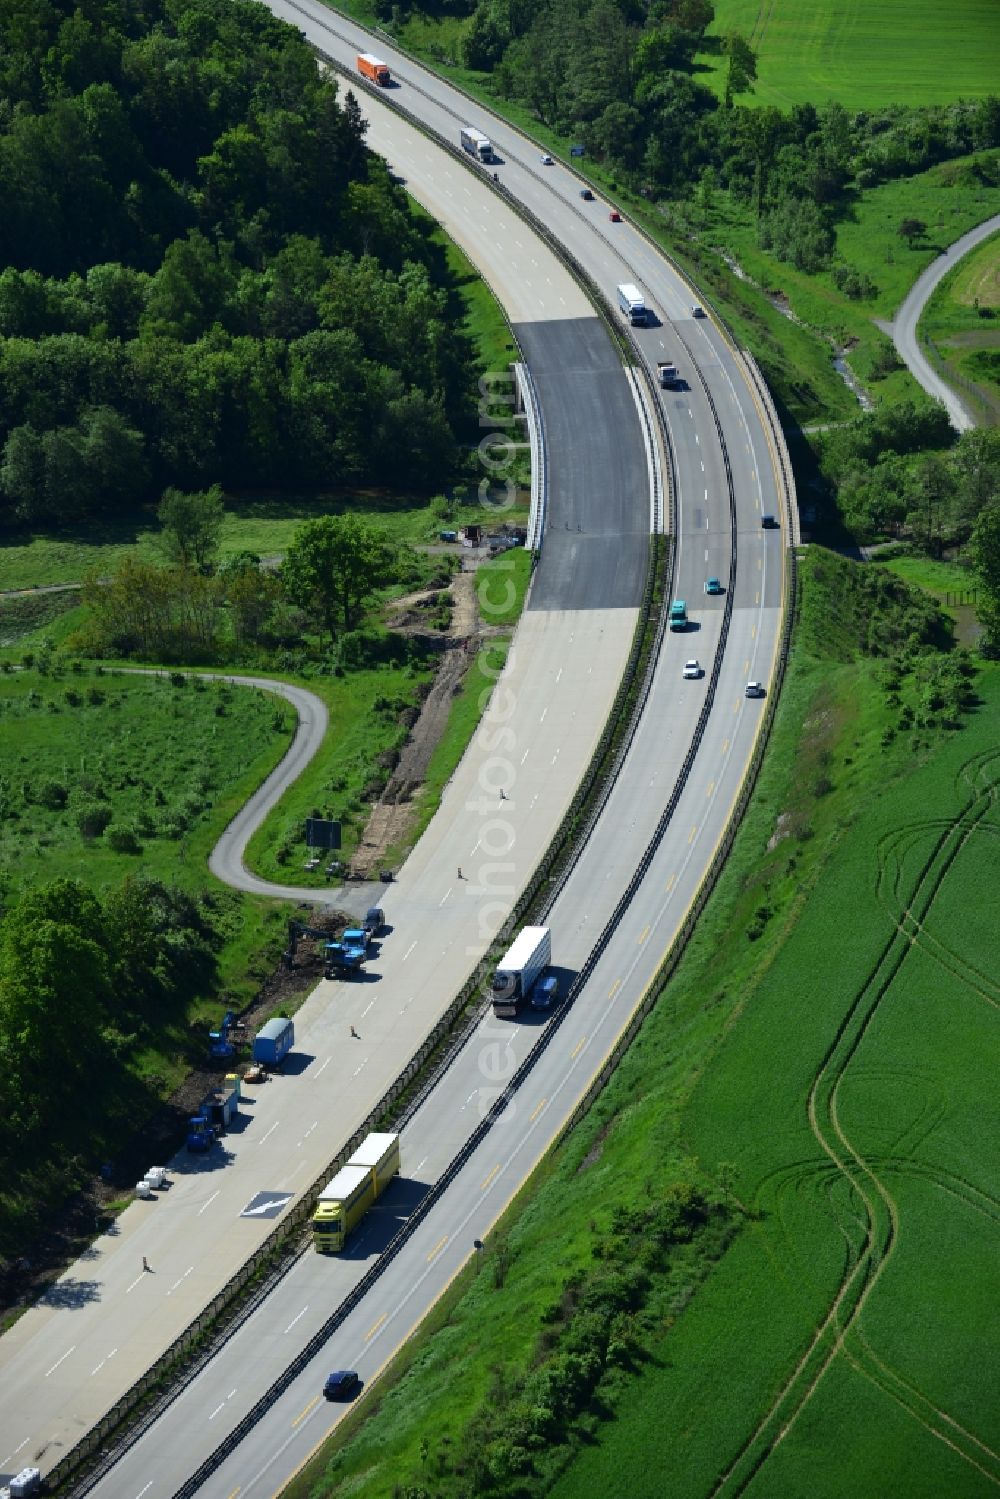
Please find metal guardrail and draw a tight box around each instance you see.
[516,361,547,552]
[739,348,800,544]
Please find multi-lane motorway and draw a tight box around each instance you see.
[0,9,790,1495]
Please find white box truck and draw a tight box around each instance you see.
[617,283,647,326]
[461,127,493,163]
[491,926,551,1018]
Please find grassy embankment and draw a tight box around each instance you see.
[699,155,1000,416]
[287,548,998,1498]
[919,230,1000,424]
[699,0,1000,111]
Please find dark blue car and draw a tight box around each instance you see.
[324,1370,360,1400]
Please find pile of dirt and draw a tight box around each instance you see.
[0,911,349,1323]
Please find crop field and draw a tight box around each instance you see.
[557,687,1000,1496]
[700,1,1000,110]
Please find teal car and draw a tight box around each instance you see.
[704,576,723,595]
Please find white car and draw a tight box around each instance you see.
[683,659,702,679]
[540,154,553,165]
[691,304,705,318]
[746,680,765,698]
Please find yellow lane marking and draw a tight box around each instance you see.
[609,978,622,1000]
[722,738,730,754]
[292,1396,320,1427]
[688,824,697,844]
[570,1036,587,1059]
[426,1235,448,1262]
[365,1313,387,1342]
[480,1164,500,1191]
[529,1098,547,1123]
[638,924,650,945]
[665,873,676,893]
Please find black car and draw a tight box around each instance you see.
[761,513,779,529]
[323,1370,360,1400]
[579,188,594,201]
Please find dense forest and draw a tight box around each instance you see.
[0,874,222,1247]
[0,0,479,529]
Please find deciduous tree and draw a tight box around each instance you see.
[282,513,393,640]
[156,483,224,571]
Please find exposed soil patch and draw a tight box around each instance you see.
[352,561,502,879]
[351,640,475,877]
[0,914,349,1325]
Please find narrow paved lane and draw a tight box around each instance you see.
[887,211,1000,432]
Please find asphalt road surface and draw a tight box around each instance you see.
[0,9,788,1492]
[887,211,1000,432]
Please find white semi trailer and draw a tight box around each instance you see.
[491,926,552,1018]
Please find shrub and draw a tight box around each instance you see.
[38,779,68,810]
[106,823,142,853]
[77,802,113,838]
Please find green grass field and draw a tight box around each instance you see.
[700,0,1000,110]
[0,666,295,899]
[0,490,519,595]
[242,658,433,883]
[0,657,298,1058]
[295,550,999,1497]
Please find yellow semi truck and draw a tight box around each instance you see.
[312,1132,401,1253]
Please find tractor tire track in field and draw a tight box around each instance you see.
[873,756,1000,1012]
[748,0,777,53]
[710,752,1000,1496]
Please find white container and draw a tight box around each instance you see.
[135,1179,152,1198]
[145,1166,166,1188]
[10,1468,41,1496]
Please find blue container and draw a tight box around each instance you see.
[252,1017,294,1067]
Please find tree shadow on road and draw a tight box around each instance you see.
[39,1276,103,1309]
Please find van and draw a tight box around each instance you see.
[669,599,688,631]
[363,907,385,938]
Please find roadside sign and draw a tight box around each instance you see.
[305,817,341,850]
